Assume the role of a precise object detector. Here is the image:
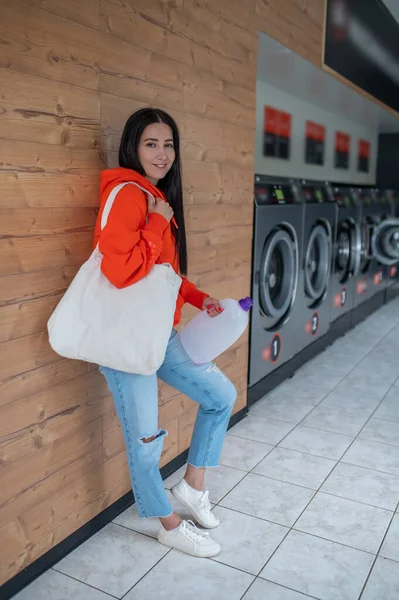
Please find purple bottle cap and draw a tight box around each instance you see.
[239,297,253,312]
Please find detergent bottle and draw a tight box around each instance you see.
[180,297,253,364]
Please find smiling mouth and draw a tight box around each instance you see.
[154,164,167,169]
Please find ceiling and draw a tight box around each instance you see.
[257,29,399,134]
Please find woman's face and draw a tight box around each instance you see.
[138,122,176,185]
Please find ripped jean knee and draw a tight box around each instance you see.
[135,429,168,470]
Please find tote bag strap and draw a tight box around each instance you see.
[100,182,155,231]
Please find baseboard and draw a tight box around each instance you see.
[351,290,385,327]
[1,407,247,600]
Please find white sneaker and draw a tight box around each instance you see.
[171,479,220,529]
[157,520,221,558]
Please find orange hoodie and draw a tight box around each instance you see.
[93,168,208,326]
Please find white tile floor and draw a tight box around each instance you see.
[14,296,399,600]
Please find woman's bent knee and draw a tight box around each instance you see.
[206,365,237,411]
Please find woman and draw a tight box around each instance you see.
[94,108,237,558]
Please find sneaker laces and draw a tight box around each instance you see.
[199,490,212,514]
[181,520,209,543]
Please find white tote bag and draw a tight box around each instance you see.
[47,182,182,375]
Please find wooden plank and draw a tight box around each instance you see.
[0,418,102,508]
[181,140,254,170]
[186,203,253,233]
[0,1,99,90]
[160,416,178,467]
[1,358,95,408]
[0,519,30,587]
[0,447,102,529]
[159,395,185,426]
[188,238,252,277]
[219,163,254,192]
[26,0,100,28]
[18,452,126,546]
[168,5,251,64]
[0,371,111,466]
[0,266,79,306]
[184,0,252,30]
[0,139,103,173]
[207,49,256,90]
[183,187,254,206]
[183,161,222,191]
[193,260,251,291]
[13,472,130,584]
[0,171,100,209]
[249,1,322,66]
[178,403,198,454]
[0,231,93,276]
[0,293,63,343]
[0,332,59,381]
[181,112,254,153]
[100,0,192,68]
[187,224,252,250]
[0,68,100,149]
[0,0,187,96]
[0,370,109,441]
[0,207,98,237]
[183,83,255,130]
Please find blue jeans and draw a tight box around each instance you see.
[99,330,237,518]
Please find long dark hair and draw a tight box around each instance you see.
[118,108,188,276]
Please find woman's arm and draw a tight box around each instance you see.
[179,279,223,317]
[99,186,169,288]
[179,277,209,310]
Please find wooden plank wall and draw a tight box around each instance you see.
[0,0,325,586]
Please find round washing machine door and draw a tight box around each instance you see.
[304,223,332,301]
[259,226,298,322]
[360,217,373,274]
[335,218,361,283]
[372,219,399,266]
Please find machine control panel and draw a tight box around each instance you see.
[332,187,355,208]
[254,179,300,205]
[374,189,391,206]
[354,188,376,206]
[299,182,330,204]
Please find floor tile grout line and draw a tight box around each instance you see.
[119,547,173,600]
[335,373,399,475]
[357,500,399,600]
[357,434,399,450]
[51,567,119,599]
[340,459,399,478]
[290,527,382,557]
[261,577,323,600]
[376,505,399,564]
[239,577,322,600]
[316,489,397,513]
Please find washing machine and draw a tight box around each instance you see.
[248,175,305,392]
[329,186,361,323]
[296,179,336,347]
[352,187,388,312]
[378,189,399,302]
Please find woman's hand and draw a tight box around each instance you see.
[203,297,223,318]
[148,196,174,223]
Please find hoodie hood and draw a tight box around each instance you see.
[100,168,167,207]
